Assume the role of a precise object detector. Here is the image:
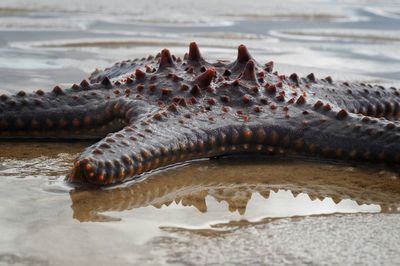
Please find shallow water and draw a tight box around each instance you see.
[1,0,400,265]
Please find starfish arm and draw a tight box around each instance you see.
[0,82,140,139]
[68,110,218,184]
[68,97,400,186]
[307,79,400,118]
[286,104,400,162]
[68,107,281,185]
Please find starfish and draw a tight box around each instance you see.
[0,43,399,185]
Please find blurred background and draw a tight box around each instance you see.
[0,0,399,94]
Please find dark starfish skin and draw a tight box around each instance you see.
[0,42,400,185]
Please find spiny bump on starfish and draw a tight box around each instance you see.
[52,86,64,95]
[188,42,204,62]
[296,95,306,104]
[325,76,333,84]
[71,84,80,91]
[237,44,252,64]
[336,109,348,120]
[264,61,274,73]
[190,84,201,95]
[239,60,259,84]
[265,83,277,94]
[314,100,324,109]
[0,94,9,100]
[307,73,316,82]
[80,79,90,88]
[158,48,175,69]
[135,69,146,80]
[195,68,216,88]
[17,91,26,97]
[101,77,112,86]
[289,73,300,85]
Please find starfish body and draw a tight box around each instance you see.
[0,43,399,185]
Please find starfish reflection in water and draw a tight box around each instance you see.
[0,43,399,185]
[70,158,400,222]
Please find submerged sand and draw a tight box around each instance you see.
[0,142,399,265]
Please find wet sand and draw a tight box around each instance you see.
[1,142,400,265]
[1,0,400,265]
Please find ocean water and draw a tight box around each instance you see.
[0,0,400,265]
